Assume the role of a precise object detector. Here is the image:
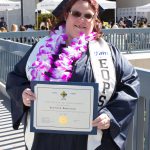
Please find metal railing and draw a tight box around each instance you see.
[136,69,150,150]
[0,39,150,150]
[0,30,49,45]
[0,28,150,53]
[0,39,31,84]
[125,68,150,150]
[103,28,150,53]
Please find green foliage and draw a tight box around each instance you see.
[36,13,59,30]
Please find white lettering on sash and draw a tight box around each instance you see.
[89,39,116,108]
[88,38,116,150]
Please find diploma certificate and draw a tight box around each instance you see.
[30,81,98,135]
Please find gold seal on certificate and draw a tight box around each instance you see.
[58,115,68,125]
[30,81,98,135]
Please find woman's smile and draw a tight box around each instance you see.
[74,24,87,32]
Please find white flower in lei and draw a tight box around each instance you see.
[30,25,96,82]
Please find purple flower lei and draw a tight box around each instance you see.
[30,25,96,82]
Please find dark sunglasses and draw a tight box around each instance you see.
[69,10,95,20]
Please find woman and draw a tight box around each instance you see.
[6,0,140,150]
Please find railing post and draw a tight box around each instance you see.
[136,97,145,150]
[125,116,135,150]
[144,98,150,150]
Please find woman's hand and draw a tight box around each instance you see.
[92,113,110,130]
[22,88,36,107]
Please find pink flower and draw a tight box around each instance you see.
[59,53,73,64]
[29,25,96,82]
[62,72,72,81]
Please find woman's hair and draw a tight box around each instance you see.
[19,25,26,31]
[54,0,103,39]
[11,24,18,32]
[0,27,7,32]
[65,0,99,13]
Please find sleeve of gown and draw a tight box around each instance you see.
[6,44,36,130]
[99,45,140,149]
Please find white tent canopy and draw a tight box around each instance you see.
[0,0,21,30]
[0,0,20,11]
[37,0,63,11]
[136,3,150,12]
[97,0,116,9]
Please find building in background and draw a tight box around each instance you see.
[22,0,36,26]
[117,0,150,23]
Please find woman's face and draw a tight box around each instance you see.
[65,0,96,42]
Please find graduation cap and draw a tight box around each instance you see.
[52,0,68,17]
[52,0,105,19]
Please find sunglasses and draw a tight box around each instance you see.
[69,10,95,21]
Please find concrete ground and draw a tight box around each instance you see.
[124,52,150,70]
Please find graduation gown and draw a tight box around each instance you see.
[6,42,140,150]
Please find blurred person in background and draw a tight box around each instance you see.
[0,27,7,32]
[0,17,7,29]
[46,18,52,30]
[118,17,126,28]
[126,16,133,28]
[11,24,18,32]
[19,25,26,31]
[40,16,49,30]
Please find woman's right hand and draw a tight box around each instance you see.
[22,88,36,107]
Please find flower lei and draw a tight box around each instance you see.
[30,25,96,82]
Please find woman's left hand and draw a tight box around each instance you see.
[92,113,110,130]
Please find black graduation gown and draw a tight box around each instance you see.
[6,43,140,150]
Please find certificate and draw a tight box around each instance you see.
[30,81,98,135]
